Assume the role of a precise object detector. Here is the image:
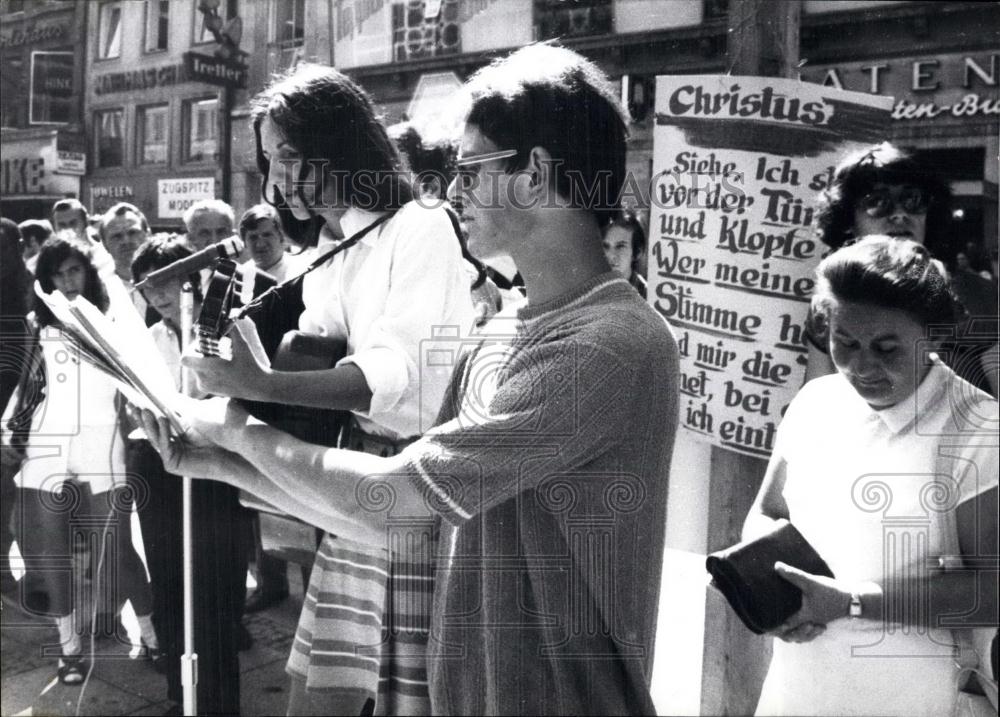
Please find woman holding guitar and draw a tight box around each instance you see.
[184,63,475,716]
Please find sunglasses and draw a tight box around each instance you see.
[858,186,930,218]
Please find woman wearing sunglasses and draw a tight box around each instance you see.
[804,143,997,396]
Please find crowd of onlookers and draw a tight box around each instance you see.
[1,197,317,705]
[0,43,996,717]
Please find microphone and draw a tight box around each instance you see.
[135,236,245,289]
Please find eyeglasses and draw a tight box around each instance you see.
[455,149,518,168]
[858,186,930,218]
[454,149,518,187]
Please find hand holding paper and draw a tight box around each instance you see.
[139,405,240,479]
[34,281,185,434]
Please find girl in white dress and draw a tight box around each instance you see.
[745,236,998,716]
[15,233,159,684]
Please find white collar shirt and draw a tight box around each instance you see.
[300,202,475,439]
[241,253,301,285]
[772,356,998,588]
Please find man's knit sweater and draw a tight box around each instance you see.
[395,272,680,715]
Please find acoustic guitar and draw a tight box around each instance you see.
[196,258,350,565]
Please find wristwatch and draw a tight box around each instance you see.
[849,592,863,618]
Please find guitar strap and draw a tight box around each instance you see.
[236,211,395,322]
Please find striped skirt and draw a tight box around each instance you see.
[286,421,436,717]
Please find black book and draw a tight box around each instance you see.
[706,519,835,635]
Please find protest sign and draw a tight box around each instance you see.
[649,75,893,457]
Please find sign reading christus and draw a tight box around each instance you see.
[183,52,247,90]
[650,75,893,459]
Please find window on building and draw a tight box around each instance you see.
[145,0,169,52]
[274,0,305,44]
[97,2,123,59]
[1,53,25,127]
[0,1,28,14]
[193,0,215,44]
[391,0,461,62]
[138,104,168,164]
[95,108,125,168]
[184,97,218,162]
[29,50,74,125]
[704,0,728,21]
[533,0,612,41]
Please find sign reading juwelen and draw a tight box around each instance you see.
[650,76,893,458]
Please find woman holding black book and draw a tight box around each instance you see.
[744,236,998,716]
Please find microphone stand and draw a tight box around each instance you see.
[179,283,198,716]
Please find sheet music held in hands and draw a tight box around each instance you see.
[34,282,186,435]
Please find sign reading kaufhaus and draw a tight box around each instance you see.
[93,63,190,96]
[801,52,999,123]
[93,55,249,96]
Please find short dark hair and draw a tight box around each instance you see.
[1,218,28,319]
[250,62,413,246]
[814,143,952,255]
[33,231,109,326]
[51,198,89,223]
[463,42,629,227]
[238,204,282,240]
[388,121,457,200]
[604,209,646,261]
[812,235,958,329]
[99,202,150,239]
[131,233,192,281]
[17,219,53,246]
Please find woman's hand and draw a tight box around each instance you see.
[182,318,272,400]
[769,561,852,643]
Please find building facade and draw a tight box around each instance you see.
[229,0,996,259]
[7,1,991,248]
[0,0,88,223]
[82,0,250,231]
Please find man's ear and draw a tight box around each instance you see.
[525,146,556,197]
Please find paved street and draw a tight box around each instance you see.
[1,571,304,717]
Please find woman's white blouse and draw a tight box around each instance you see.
[17,242,149,495]
[300,202,475,439]
[755,357,998,716]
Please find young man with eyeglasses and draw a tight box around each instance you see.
[140,43,680,715]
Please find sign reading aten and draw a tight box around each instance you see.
[158,177,215,219]
[649,75,893,458]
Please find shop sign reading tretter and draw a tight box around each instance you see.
[802,52,999,122]
[183,53,247,90]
